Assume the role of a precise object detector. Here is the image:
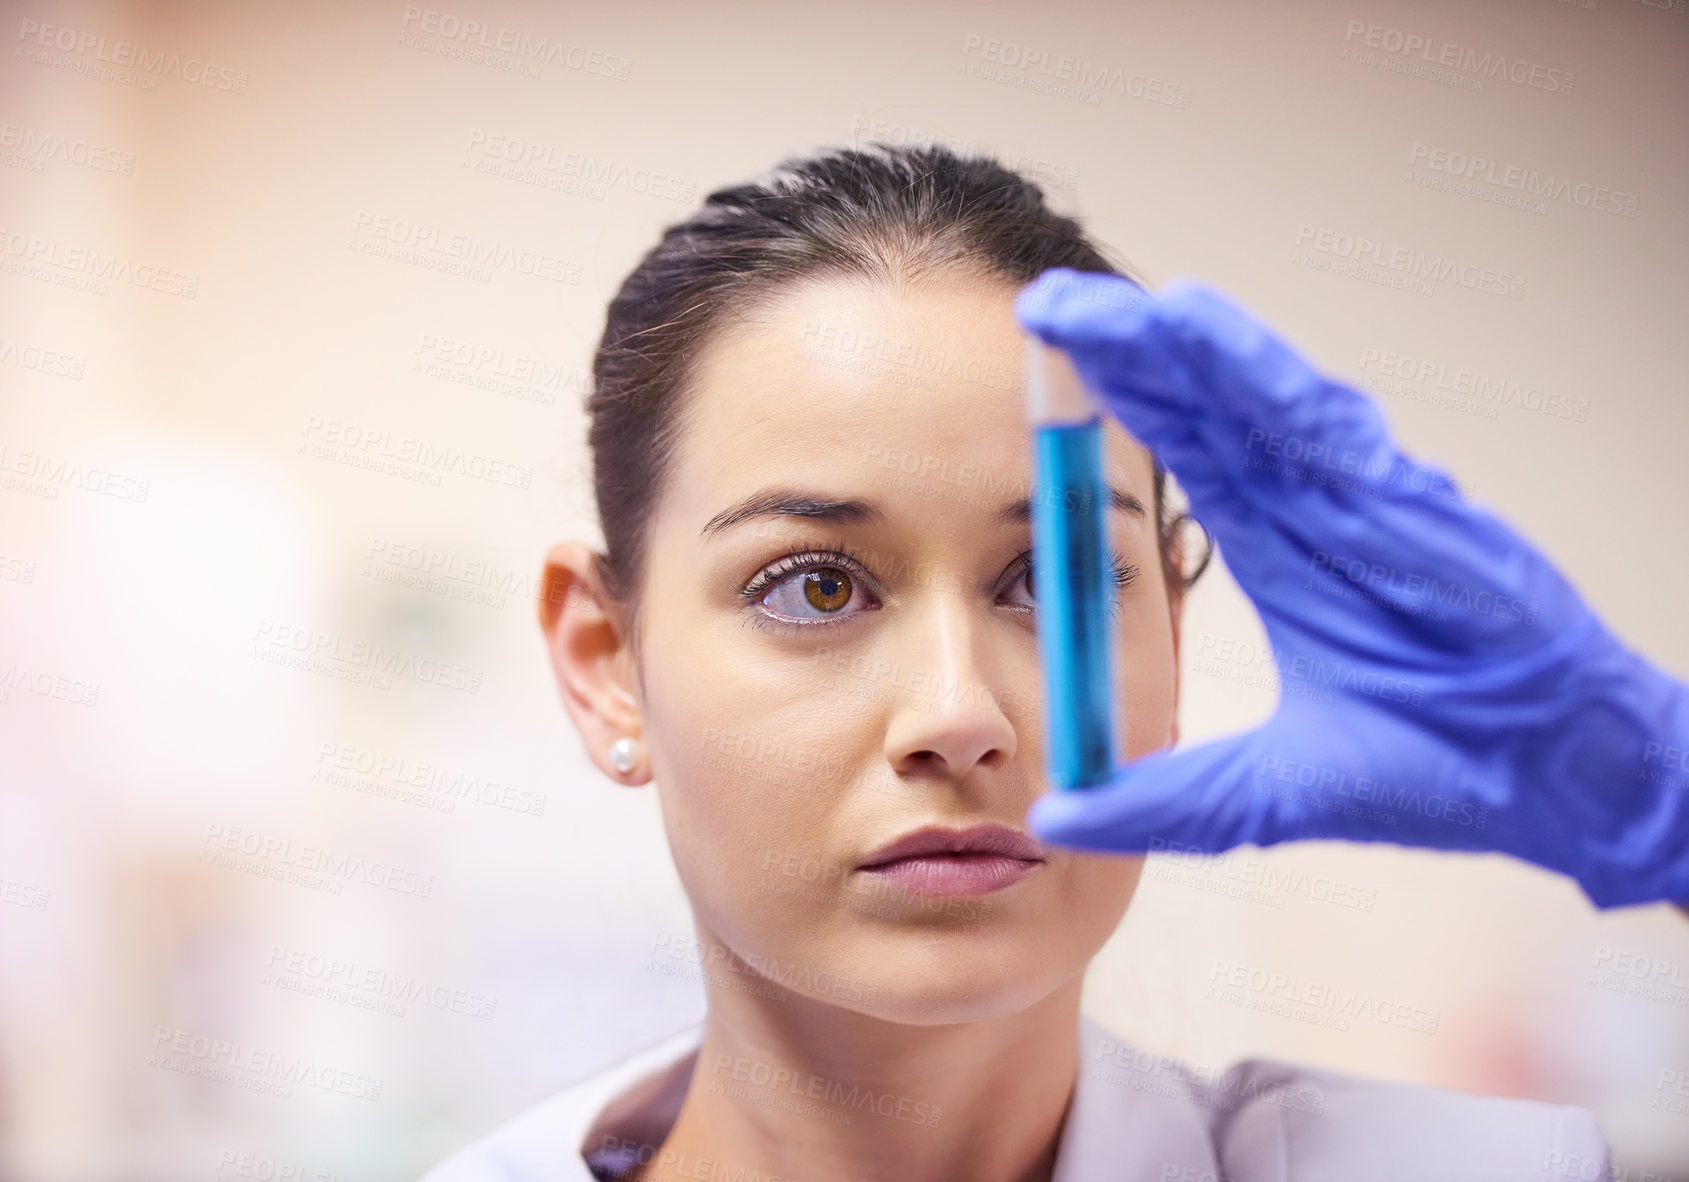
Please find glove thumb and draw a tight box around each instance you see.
[1027,728,1271,856]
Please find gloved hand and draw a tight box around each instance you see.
[1014,268,1689,909]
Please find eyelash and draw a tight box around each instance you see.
[740,542,1139,635]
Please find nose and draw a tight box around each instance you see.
[880,588,1021,784]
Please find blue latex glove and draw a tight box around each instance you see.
[1014,268,1689,909]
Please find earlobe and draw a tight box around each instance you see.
[537,541,651,787]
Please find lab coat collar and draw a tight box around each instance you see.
[420,1007,1609,1182]
[555,1013,1223,1181]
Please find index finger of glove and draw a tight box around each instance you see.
[1015,269,1196,459]
[1016,271,1401,513]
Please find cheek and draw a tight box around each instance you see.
[1054,852,1144,947]
[644,675,799,871]
[647,715,816,960]
[635,623,853,929]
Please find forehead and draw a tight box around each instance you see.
[662,274,1155,535]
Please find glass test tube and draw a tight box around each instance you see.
[1025,336,1120,791]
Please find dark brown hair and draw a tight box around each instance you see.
[586,141,1209,642]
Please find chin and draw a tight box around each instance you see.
[806,929,1081,1026]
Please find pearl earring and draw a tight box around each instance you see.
[609,737,639,775]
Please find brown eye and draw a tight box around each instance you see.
[803,568,852,613]
[1003,553,1038,610]
[757,563,867,622]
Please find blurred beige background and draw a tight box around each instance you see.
[2,0,1686,1177]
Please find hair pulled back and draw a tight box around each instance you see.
[587,142,1209,641]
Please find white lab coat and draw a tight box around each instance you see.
[418,1014,1610,1181]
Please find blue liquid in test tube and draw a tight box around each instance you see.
[1025,337,1120,791]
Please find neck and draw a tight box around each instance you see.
[630,974,1085,1182]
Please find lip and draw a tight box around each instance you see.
[856,823,1047,897]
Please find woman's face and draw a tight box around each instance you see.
[627,273,1181,1025]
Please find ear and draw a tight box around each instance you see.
[537,541,649,785]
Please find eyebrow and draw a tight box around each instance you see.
[700,484,1147,539]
